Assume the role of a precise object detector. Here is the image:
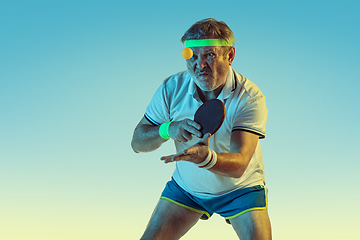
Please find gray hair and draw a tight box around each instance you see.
[181,18,235,46]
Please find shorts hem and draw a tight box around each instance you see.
[225,187,268,220]
[160,196,211,219]
[224,206,267,220]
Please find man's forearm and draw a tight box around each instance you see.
[131,124,167,153]
[207,152,250,178]
[159,133,252,178]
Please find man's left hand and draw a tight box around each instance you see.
[161,133,211,164]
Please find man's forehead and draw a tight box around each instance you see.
[191,46,222,53]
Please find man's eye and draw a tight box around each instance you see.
[207,53,216,59]
[189,55,197,61]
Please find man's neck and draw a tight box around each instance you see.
[197,83,225,103]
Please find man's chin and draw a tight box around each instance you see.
[195,75,214,82]
[197,84,216,92]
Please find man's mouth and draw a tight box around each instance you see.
[198,72,210,77]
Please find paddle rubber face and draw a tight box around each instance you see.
[194,99,225,137]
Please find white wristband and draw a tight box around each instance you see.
[201,150,217,170]
[195,150,212,167]
[195,150,217,170]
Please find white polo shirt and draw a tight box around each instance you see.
[145,67,268,198]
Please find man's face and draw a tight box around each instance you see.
[186,46,234,93]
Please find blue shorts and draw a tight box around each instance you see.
[160,178,268,223]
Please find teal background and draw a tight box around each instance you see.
[1,0,359,239]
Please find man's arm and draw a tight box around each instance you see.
[160,130,259,178]
[131,116,167,153]
[131,116,202,153]
[209,130,259,178]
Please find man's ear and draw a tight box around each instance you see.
[228,47,235,66]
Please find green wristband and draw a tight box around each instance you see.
[159,121,171,140]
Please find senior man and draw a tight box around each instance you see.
[131,18,272,240]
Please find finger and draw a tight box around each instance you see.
[200,133,211,146]
[182,130,193,142]
[184,121,202,138]
[161,155,178,163]
[160,154,175,160]
[202,133,211,140]
[176,129,193,142]
[186,119,202,130]
[161,152,185,161]
[160,155,174,162]
[172,154,192,162]
[162,154,191,163]
[177,134,188,142]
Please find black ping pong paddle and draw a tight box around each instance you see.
[194,99,225,137]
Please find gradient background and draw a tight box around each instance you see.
[1,0,359,239]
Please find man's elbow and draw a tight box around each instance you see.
[229,170,244,179]
[131,137,154,153]
[132,147,140,153]
[229,160,250,178]
[131,138,140,153]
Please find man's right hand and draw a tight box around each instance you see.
[131,116,203,153]
[168,119,202,142]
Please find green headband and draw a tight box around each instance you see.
[184,39,232,48]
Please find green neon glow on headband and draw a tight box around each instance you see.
[184,39,232,47]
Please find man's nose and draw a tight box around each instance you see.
[196,56,207,71]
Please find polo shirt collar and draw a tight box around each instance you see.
[218,67,236,101]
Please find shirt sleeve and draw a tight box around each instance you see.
[232,93,268,139]
[144,80,171,126]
